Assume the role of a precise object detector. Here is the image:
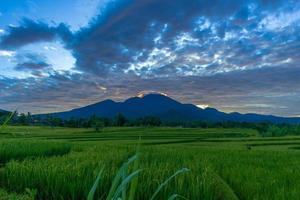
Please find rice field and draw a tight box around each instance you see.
[0,126,300,199]
[0,139,71,164]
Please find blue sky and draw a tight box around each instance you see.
[0,0,300,116]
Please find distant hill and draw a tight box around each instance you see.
[0,109,10,117]
[0,109,9,114]
[42,93,300,124]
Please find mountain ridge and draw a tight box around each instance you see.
[38,93,300,124]
[0,109,9,113]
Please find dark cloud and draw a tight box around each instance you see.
[71,0,244,74]
[14,53,51,72]
[0,18,72,49]
[1,0,294,76]
[1,65,300,116]
[65,0,299,77]
[15,62,50,71]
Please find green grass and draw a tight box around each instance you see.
[1,126,300,199]
[0,188,35,200]
[0,139,71,164]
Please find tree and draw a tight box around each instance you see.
[94,120,105,132]
[115,113,127,126]
[26,112,32,125]
[135,116,162,126]
[49,117,63,127]
[18,113,27,125]
[262,125,288,137]
[91,117,105,132]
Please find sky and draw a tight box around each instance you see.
[0,0,299,117]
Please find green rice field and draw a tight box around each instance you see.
[1,126,300,199]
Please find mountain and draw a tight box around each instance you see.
[0,109,9,114]
[43,93,300,124]
[0,109,10,116]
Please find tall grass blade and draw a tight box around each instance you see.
[167,194,188,200]
[0,111,15,132]
[87,167,104,200]
[112,169,143,200]
[106,154,139,200]
[127,158,139,200]
[128,137,142,200]
[150,168,190,200]
[121,167,127,200]
[168,194,179,200]
[212,172,239,200]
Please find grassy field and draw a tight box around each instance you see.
[0,126,300,199]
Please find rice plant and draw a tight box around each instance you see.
[87,153,190,200]
[0,188,36,200]
[1,126,300,199]
[0,139,72,164]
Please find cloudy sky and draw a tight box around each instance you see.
[0,0,299,116]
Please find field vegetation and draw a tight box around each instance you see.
[0,126,300,199]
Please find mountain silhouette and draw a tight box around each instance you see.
[41,93,300,123]
[0,109,9,114]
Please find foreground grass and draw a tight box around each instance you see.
[0,188,35,200]
[1,144,300,199]
[0,126,300,199]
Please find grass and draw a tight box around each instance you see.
[0,126,300,199]
[0,188,35,200]
[0,145,133,199]
[0,139,71,164]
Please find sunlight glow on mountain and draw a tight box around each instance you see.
[136,91,169,98]
[196,104,209,109]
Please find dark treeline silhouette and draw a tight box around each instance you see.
[0,111,9,121]
[1,111,300,136]
[1,112,162,130]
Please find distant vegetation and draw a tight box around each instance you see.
[2,111,300,136]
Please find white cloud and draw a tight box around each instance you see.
[125,47,177,75]
[175,32,199,49]
[0,50,15,57]
[259,10,300,31]
[223,31,238,41]
[19,42,76,72]
[95,84,107,91]
[8,24,17,28]
[44,46,57,51]
[194,17,211,31]
[185,53,201,62]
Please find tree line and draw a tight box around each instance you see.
[1,112,162,131]
[1,111,300,136]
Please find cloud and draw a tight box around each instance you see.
[0,18,72,49]
[14,53,51,72]
[43,46,57,51]
[64,0,299,77]
[15,61,50,71]
[1,65,300,116]
[70,0,246,75]
[1,0,297,78]
[0,50,15,57]
[259,8,300,31]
